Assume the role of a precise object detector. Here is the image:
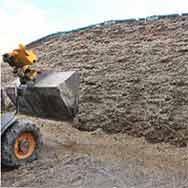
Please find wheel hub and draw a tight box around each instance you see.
[14,132,36,159]
[19,140,30,153]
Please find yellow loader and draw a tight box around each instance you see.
[1,44,80,167]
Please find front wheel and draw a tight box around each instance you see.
[1,120,43,167]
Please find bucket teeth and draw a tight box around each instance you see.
[6,71,80,121]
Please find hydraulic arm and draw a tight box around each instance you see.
[3,44,39,84]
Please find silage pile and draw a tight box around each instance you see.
[2,16,188,146]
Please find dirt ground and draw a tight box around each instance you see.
[1,117,188,187]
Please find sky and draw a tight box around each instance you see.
[0,0,188,52]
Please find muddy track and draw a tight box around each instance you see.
[1,118,188,187]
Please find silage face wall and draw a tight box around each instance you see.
[2,16,188,146]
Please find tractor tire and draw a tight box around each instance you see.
[1,120,43,167]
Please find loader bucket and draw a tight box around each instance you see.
[6,71,80,121]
